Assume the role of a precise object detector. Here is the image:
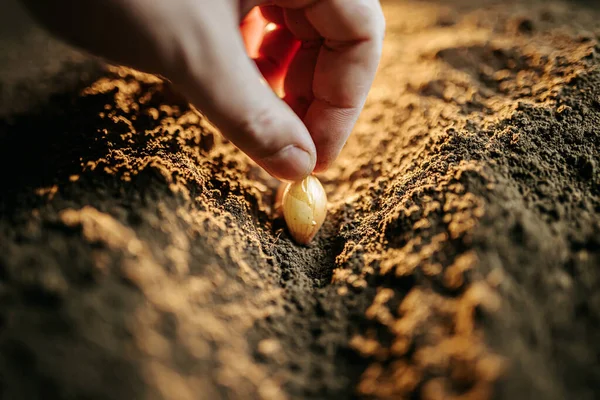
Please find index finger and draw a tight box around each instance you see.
[277,0,385,171]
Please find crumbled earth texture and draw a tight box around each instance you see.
[1,0,600,399]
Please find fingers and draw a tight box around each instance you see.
[240,8,266,58]
[260,5,286,25]
[282,7,320,40]
[255,6,301,96]
[174,4,316,181]
[255,26,300,95]
[283,41,320,119]
[306,38,380,172]
[277,0,385,171]
[281,8,321,118]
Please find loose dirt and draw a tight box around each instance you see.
[1,0,600,399]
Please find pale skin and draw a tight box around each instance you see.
[21,0,385,181]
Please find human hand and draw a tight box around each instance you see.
[21,0,385,181]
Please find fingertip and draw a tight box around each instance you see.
[313,152,335,173]
[261,144,316,181]
[304,101,358,175]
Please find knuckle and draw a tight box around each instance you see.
[353,0,386,40]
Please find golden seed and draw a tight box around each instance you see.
[280,175,327,245]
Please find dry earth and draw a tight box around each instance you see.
[1,0,600,399]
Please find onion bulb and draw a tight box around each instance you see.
[280,175,327,245]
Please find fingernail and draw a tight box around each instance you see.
[262,145,315,181]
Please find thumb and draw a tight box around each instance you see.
[172,9,316,182]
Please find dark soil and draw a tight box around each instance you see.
[1,0,600,399]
